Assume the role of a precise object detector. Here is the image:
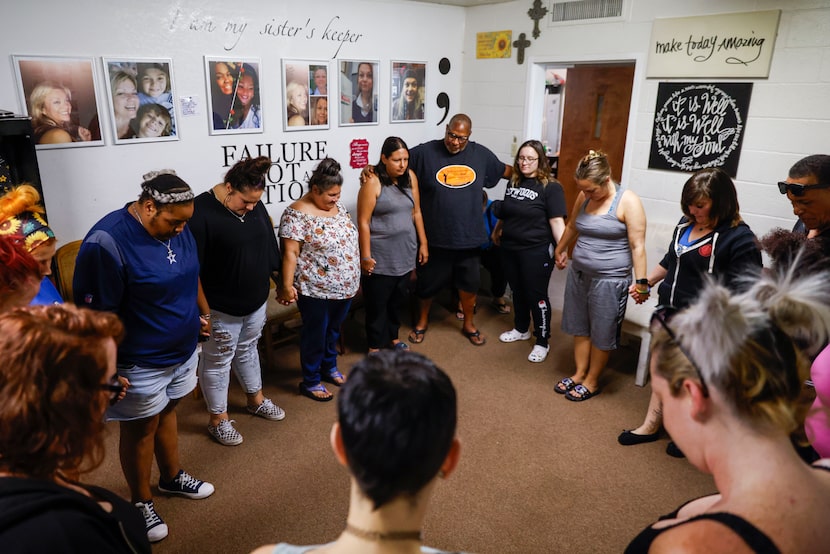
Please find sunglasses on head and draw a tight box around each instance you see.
[650,310,709,398]
[777,181,830,197]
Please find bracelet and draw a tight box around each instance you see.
[200,313,211,320]
[635,286,650,294]
[361,257,372,261]
[636,278,649,286]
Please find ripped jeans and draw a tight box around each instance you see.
[198,302,267,415]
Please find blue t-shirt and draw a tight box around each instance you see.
[410,139,506,250]
[30,277,63,305]
[73,207,200,367]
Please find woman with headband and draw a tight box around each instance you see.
[73,170,214,543]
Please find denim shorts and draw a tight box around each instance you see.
[106,348,199,421]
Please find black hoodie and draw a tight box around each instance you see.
[0,477,150,553]
[657,216,762,310]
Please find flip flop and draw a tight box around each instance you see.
[299,383,333,402]
[321,369,346,387]
[554,377,577,394]
[462,328,486,346]
[408,328,427,344]
[565,384,600,402]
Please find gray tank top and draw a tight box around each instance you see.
[370,184,417,276]
[571,184,632,278]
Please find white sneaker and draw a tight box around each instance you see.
[528,344,550,363]
[499,329,532,343]
[135,500,168,543]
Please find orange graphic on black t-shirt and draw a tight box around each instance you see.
[435,165,477,188]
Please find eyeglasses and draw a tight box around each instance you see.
[100,376,126,405]
[777,181,830,196]
[650,310,709,397]
[445,131,469,143]
[517,156,538,163]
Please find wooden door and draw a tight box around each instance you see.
[557,64,635,214]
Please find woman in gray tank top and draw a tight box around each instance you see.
[357,137,429,352]
[553,150,648,401]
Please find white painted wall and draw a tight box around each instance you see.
[462,0,830,240]
[5,1,829,245]
[0,0,466,242]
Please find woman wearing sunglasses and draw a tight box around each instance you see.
[626,259,830,553]
[618,168,761,455]
[0,304,150,553]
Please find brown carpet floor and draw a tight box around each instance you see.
[87,274,715,553]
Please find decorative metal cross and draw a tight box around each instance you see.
[513,32,531,65]
[528,0,548,39]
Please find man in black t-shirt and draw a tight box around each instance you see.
[406,114,511,346]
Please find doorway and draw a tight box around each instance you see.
[525,57,643,213]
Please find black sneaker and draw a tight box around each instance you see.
[134,500,168,543]
[158,470,215,499]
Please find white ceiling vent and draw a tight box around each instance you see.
[549,0,626,24]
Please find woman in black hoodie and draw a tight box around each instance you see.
[617,167,762,455]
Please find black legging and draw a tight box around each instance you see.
[501,244,554,347]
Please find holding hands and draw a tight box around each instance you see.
[277,282,298,305]
[361,256,376,274]
[628,283,651,304]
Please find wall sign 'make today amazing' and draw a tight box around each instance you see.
[646,10,780,79]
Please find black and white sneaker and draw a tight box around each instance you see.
[135,500,168,543]
[158,470,215,499]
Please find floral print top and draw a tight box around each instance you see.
[279,201,360,300]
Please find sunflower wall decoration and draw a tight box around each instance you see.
[476,30,512,59]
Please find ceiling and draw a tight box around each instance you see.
[402,0,512,6]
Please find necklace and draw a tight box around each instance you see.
[213,188,246,223]
[344,523,422,542]
[132,204,177,264]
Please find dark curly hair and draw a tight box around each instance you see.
[308,157,343,193]
[224,155,271,192]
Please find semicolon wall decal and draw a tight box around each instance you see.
[436,57,451,125]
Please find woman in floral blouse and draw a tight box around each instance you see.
[278,158,360,401]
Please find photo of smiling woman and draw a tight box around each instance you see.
[339,60,378,126]
[104,59,178,144]
[204,58,262,135]
[391,62,425,122]
[13,55,103,149]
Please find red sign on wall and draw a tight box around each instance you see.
[349,138,369,169]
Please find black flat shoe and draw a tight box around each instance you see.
[617,429,660,446]
[666,441,685,458]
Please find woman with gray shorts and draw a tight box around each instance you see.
[553,150,647,401]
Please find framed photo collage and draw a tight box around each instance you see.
[11,55,427,149]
